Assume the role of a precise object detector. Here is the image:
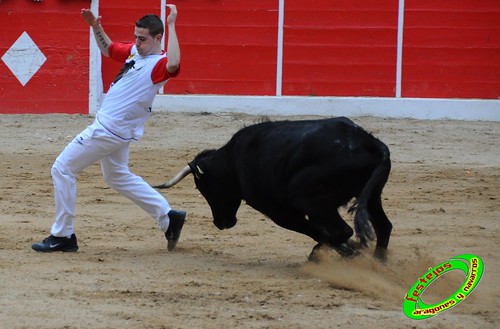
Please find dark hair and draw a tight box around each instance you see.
[136,14,164,37]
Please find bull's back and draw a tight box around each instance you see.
[227,117,387,196]
[233,117,383,163]
[231,117,356,150]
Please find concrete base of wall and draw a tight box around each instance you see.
[146,95,500,121]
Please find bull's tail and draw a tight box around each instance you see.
[350,142,391,246]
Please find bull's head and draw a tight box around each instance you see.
[154,149,241,230]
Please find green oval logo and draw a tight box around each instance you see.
[403,254,484,320]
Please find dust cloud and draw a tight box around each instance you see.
[299,246,481,311]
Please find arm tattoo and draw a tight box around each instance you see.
[95,31,108,48]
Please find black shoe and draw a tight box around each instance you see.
[165,210,186,251]
[32,234,79,252]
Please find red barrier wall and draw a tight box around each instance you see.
[403,0,500,99]
[171,0,279,95]
[282,0,398,97]
[100,0,279,96]
[1,0,498,114]
[0,0,89,114]
[163,0,499,98]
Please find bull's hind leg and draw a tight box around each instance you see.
[367,197,392,262]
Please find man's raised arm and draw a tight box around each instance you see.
[81,9,112,57]
[165,4,180,74]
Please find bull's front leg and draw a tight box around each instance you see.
[265,209,334,257]
[307,211,362,261]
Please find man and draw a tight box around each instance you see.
[32,4,184,252]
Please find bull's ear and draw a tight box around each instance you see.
[194,165,205,179]
[188,163,205,179]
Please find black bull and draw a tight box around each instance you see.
[154,117,392,261]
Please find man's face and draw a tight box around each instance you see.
[134,27,161,56]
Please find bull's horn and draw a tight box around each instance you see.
[153,165,192,189]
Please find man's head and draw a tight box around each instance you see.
[134,14,164,56]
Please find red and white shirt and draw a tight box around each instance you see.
[96,42,179,141]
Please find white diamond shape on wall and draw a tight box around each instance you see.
[1,31,47,86]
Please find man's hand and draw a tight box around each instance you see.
[81,8,111,57]
[166,4,178,25]
[81,9,101,28]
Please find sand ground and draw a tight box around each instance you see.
[0,112,498,328]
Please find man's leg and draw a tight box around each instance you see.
[33,123,114,252]
[100,144,185,249]
[100,143,171,230]
[50,125,107,237]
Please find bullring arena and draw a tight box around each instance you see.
[0,112,498,328]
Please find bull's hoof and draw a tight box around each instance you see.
[307,243,324,262]
[346,238,365,250]
[308,251,320,263]
[308,242,362,262]
[335,243,361,259]
[373,247,388,263]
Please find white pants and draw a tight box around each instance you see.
[50,120,171,237]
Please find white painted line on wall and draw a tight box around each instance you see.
[161,0,167,48]
[276,0,285,96]
[160,0,167,94]
[88,0,102,115]
[396,0,405,98]
[151,95,500,122]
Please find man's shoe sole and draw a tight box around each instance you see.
[32,245,79,253]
